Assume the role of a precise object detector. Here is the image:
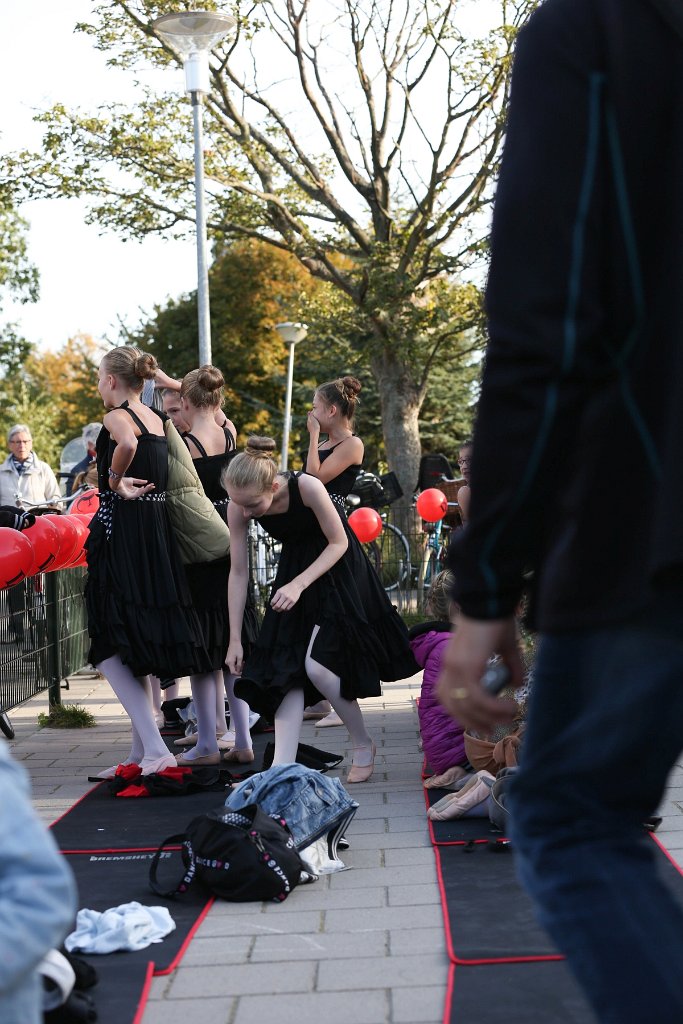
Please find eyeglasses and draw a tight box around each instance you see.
[457,457,471,466]
[9,439,31,445]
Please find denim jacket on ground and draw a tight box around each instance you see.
[225,764,358,851]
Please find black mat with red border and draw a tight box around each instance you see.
[445,961,597,1023]
[423,770,683,1021]
[51,730,341,1022]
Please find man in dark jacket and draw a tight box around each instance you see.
[438,1,683,1021]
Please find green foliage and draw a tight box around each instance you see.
[0,335,104,471]
[0,379,63,469]
[38,703,97,729]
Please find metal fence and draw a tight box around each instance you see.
[0,568,89,712]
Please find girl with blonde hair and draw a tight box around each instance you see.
[223,437,417,782]
[86,346,211,777]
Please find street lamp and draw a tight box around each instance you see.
[152,10,236,366]
[275,321,308,470]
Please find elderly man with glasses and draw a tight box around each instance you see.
[0,425,61,647]
[0,425,61,511]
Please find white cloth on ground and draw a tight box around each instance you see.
[64,901,175,954]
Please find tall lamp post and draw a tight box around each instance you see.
[275,321,308,470]
[152,10,236,366]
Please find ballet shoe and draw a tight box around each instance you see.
[424,765,469,790]
[175,733,235,749]
[347,742,376,784]
[175,751,221,767]
[95,759,140,779]
[316,710,343,728]
[139,754,177,776]
[95,763,128,780]
[222,748,255,765]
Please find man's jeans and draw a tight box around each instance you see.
[510,599,683,1024]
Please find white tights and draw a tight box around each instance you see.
[182,671,222,760]
[148,675,180,714]
[223,670,253,751]
[271,625,372,766]
[97,656,169,765]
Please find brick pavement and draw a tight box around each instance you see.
[9,670,683,1024]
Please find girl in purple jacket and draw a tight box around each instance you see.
[409,571,468,786]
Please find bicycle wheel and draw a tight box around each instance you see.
[364,522,410,592]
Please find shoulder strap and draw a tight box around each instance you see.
[148,833,194,898]
[120,403,150,435]
[182,432,208,458]
[224,427,236,453]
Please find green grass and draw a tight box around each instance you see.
[38,703,96,729]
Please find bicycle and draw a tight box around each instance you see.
[416,475,460,590]
[346,471,412,593]
[247,518,281,611]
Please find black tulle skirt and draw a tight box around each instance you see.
[85,494,212,679]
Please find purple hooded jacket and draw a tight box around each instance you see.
[409,621,466,774]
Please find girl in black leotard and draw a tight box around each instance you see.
[176,366,258,766]
[224,437,418,783]
[303,376,364,507]
[302,376,364,723]
[86,346,211,777]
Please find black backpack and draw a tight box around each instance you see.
[149,802,304,903]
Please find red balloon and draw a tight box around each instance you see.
[60,516,91,568]
[43,514,81,570]
[416,488,448,523]
[70,489,99,515]
[0,528,34,589]
[349,507,383,543]
[23,516,61,575]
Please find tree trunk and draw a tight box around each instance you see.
[371,353,424,505]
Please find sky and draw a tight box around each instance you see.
[2,0,197,352]
[1,0,498,355]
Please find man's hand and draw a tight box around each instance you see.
[436,615,524,732]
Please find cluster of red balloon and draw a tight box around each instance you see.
[0,490,100,590]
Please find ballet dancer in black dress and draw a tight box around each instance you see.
[223,437,417,782]
[174,365,258,766]
[86,346,211,777]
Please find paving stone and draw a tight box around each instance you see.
[392,983,447,1023]
[142,996,234,1024]
[317,952,447,990]
[328,864,432,889]
[251,930,387,961]
[389,926,447,955]
[233,989,388,1024]
[167,961,315,997]
[323,904,443,932]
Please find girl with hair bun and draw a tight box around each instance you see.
[223,436,417,782]
[86,346,212,777]
[173,365,258,766]
[302,375,365,724]
[304,376,364,510]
